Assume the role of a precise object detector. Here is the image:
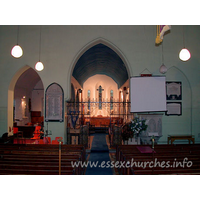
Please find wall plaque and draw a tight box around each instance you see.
[166,102,182,116]
[166,81,182,100]
[45,83,64,122]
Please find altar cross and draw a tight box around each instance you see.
[97,85,104,93]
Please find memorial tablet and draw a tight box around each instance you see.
[166,81,182,100]
[45,83,64,122]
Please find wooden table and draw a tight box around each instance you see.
[168,135,195,144]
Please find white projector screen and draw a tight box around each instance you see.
[130,76,167,113]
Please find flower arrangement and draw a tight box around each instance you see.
[121,117,148,141]
[129,117,148,138]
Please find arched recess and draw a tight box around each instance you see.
[45,82,64,122]
[67,37,132,100]
[7,66,43,136]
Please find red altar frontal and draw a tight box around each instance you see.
[84,116,123,127]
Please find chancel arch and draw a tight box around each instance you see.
[68,38,132,99]
[68,40,131,129]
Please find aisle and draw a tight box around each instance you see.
[85,133,113,175]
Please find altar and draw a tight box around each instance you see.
[84,116,123,127]
[89,116,110,127]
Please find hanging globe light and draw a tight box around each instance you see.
[11,44,23,58]
[159,64,167,74]
[179,48,191,62]
[159,43,167,74]
[11,26,23,58]
[35,26,44,72]
[35,61,44,71]
[179,26,191,62]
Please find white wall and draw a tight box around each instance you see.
[83,74,118,101]
[82,74,118,116]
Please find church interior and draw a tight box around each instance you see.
[0,25,200,177]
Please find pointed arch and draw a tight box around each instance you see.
[45,82,64,122]
[7,66,44,135]
[8,66,29,135]
[67,37,132,99]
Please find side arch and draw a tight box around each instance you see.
[8,66,29,135]
[7,65,43,135]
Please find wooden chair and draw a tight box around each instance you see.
[41,136,51,144]
[13,127,23,139]
[52,140,59,144]
[13,127,18,134]
[39,139,44,144]
[46,137,51,144]
[52,137,63,144]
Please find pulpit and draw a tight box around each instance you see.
[138,114,163,144]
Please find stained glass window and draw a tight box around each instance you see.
[110,90,113,110]
[88,90,90,110]
[97,85,104,110]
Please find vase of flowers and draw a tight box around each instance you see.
[129,117,148,144]
[121,117,148,145]
[129,117,148,141]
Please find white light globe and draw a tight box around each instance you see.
[159,64,167,74]
[11,45,23,58]
[179,48,191,61]
[35,61,44,71]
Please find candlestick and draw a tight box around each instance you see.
[151,135,155,149]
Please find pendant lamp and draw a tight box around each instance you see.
[179,25,191,62]
[35,61,44,71]
[11,26,23,58]
[35,26,44,71]
[159,43,167,74]
[179,48,191,62]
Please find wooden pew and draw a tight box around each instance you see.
[0,144,86,163]
[0,144,86,175]
[116,144,200,175]
[0,163,77,175]
[0,168,75,175]
[123,154,200,175]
